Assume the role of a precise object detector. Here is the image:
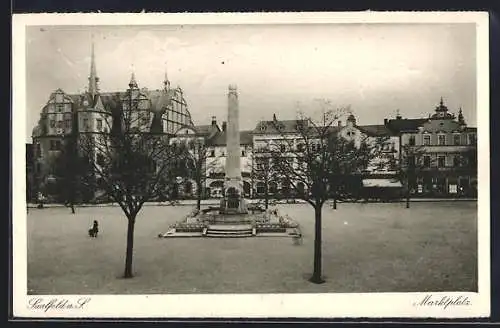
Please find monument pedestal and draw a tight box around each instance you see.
[220,177,248,214]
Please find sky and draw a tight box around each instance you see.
[25,23,477,142]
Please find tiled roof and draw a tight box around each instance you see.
[385,118,429,133]
[207,130,253,146]
[195,124,220,138]
[253,119,308,134]
[357,124,395,137]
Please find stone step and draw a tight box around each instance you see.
[205,232,253,238]
[206,229,253,235]
[207,224,253,231]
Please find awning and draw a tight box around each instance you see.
[362,179,403,188]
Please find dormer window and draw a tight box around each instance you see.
[260,124,266,131]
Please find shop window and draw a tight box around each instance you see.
[438,156,445,168]
[423,156,431,168]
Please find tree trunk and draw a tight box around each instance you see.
[264,185,269,209]
[406,178,410,209]
[196,182,202,210]
[333,196,337,210]
[124,216,136,278]
[309,204,325,284]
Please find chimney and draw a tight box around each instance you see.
[338,121,342,127]
[384,118,388,125]
[222,121,227,132]
[211,116,217,126]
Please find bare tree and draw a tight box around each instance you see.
[182,137,211,210]
[400,143,427,208]
[269,105,377,284]
[251,146,279,209]
[79,99,188,278]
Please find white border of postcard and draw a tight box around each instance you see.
[12,12,490,319]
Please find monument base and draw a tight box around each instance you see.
[219,197,248,215]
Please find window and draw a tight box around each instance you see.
[241,150,246,157]
[56,104,64,112]
[423,135,431,146]
[423,156,431,168]
[83,118,89,131]
[438,156,445,168]
[65,119,71,129]
[297,143,305,152]
[280,144,286,152]
[453,134,461,145]
[49,140,61,151]
[56,121,63,129]
[50,120,55,128]
[96,119,103,131]
[438,134,446,146]
[210,149,215,157]
[468,134,476,145]
[453,156,461,167]
[409,136,416,146]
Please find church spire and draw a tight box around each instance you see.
[163,64,170,90]
[129,72,138,89]
[88,36,99,98]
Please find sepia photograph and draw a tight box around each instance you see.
[12,12,490,318]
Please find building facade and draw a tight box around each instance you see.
[385,99,477,197]
[31,42,193,202]
[28,42,477,201]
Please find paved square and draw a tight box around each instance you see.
[27,202,477,294]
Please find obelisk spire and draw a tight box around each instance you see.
[222,84,247,214]
[226,84,241,181]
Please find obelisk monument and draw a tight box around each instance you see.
[222,84,247,214]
